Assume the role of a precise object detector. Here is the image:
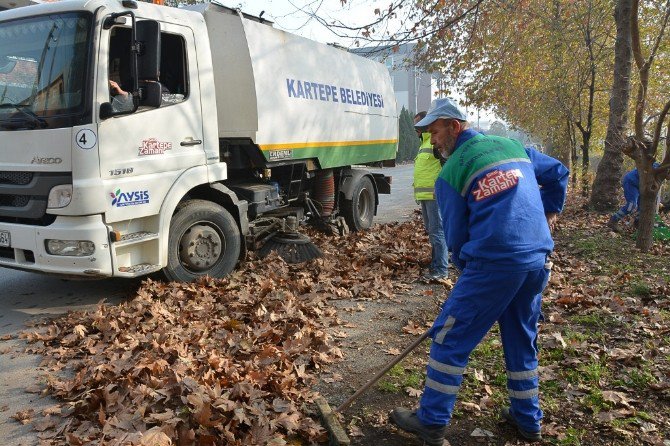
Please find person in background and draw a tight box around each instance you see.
[109,80,134,113]
[390,98,569,445]
[413,111,449,285]
[607,164,659,232]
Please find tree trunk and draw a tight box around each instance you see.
[633,141,663,251]
[590,0,633,210]
[581,141,590,197]
[636,177,658,251]
[568,119,578,189]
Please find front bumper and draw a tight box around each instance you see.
[0,215,113,277]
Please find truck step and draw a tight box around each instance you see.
[115,231,159,247]
[118,263,162,276]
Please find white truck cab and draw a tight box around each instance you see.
[0,0,398,281]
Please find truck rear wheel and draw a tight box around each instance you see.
[164,200,241,282]
[341,176,375,231]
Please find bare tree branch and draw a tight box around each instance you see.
[631,0,644,70]
[653,100,670,155]
[303,0,485,52]
[646,0,670,70]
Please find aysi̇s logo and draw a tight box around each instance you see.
[110,188,150,207]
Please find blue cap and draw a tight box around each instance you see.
[414,97,467,129]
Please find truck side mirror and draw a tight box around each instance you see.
[136,20,161,80]
[139,81,162,108]
[99,102,114,120]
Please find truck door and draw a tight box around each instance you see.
[97,21,204,220]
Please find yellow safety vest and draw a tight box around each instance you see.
[413,133,442,201]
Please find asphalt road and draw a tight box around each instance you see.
[372,163,417,224]
[0,163,416,445]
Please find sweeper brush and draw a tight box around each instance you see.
[250,216,323,263]
[258,231,323,263]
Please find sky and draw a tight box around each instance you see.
[215,0,383,45]
[213,0,498,127]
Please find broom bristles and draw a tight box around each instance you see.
[258,233,323,263]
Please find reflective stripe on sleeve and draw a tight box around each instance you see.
[508,388,539,399]
[428,358,465,376]
[414,187,435,193]
[507,369,539,380]
[425,377,460,395]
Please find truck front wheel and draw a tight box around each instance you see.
[341,176,375,231]
[164,200,241,282]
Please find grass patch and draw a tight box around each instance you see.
[573,238,599,257]
[570,312,619,329]
[556,427,585,445]
[562,359,610,387]
[540,380,562,412]
[492,372,507,387]
[630,281,651,297]
[580,388,611,414]
[622,367,657,390]
[540,347,566,362]
[471,337,502,360]
[377,364,425,393]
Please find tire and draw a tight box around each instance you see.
[163,200,241,282]
[341,176,375,231]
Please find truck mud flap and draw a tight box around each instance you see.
[371,173,391,195]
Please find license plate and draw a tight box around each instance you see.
[0,230,10,247]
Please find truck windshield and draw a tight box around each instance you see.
[0,13,91,129]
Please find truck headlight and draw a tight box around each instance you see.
[45,240,95,256]
[47,185,73,209]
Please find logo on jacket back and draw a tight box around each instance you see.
[472,169,522,201]
[110,189,150,207]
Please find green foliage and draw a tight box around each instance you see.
[630,281,651,297]
[558,427,586,445]
[377,364,425,393]
[581,388,611,414]
[412,0,618,172]
[487,120,509,137]
[396,106,420,162]
[623,367,657,390]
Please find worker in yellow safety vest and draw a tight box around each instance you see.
[413,111,449,283]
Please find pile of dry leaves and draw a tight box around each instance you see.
[20,219,431,445]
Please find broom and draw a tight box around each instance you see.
[258,231,323,263]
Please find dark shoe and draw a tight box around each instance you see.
[389,407,446,446]
[607,218,621,233]
[501,407,542,442]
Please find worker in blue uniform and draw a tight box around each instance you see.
[390,98,569,445]
[608,164,659,232]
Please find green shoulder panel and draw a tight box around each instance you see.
[439,134,530,196]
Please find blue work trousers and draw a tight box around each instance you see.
[612,182,639,222]
[420,199,449,275]
[417,267,550,433]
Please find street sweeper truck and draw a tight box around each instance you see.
[0,0,398,281]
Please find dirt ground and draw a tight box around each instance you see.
[311,203,670,446]
[312,274,533,446]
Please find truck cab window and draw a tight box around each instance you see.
[159,32,188,104]
[107,26,188,110]
[0,13,91,129]
[108,26,133,112]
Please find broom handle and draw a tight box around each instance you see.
[335,329,430,413]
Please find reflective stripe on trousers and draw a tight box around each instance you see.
[417,268,548,433]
